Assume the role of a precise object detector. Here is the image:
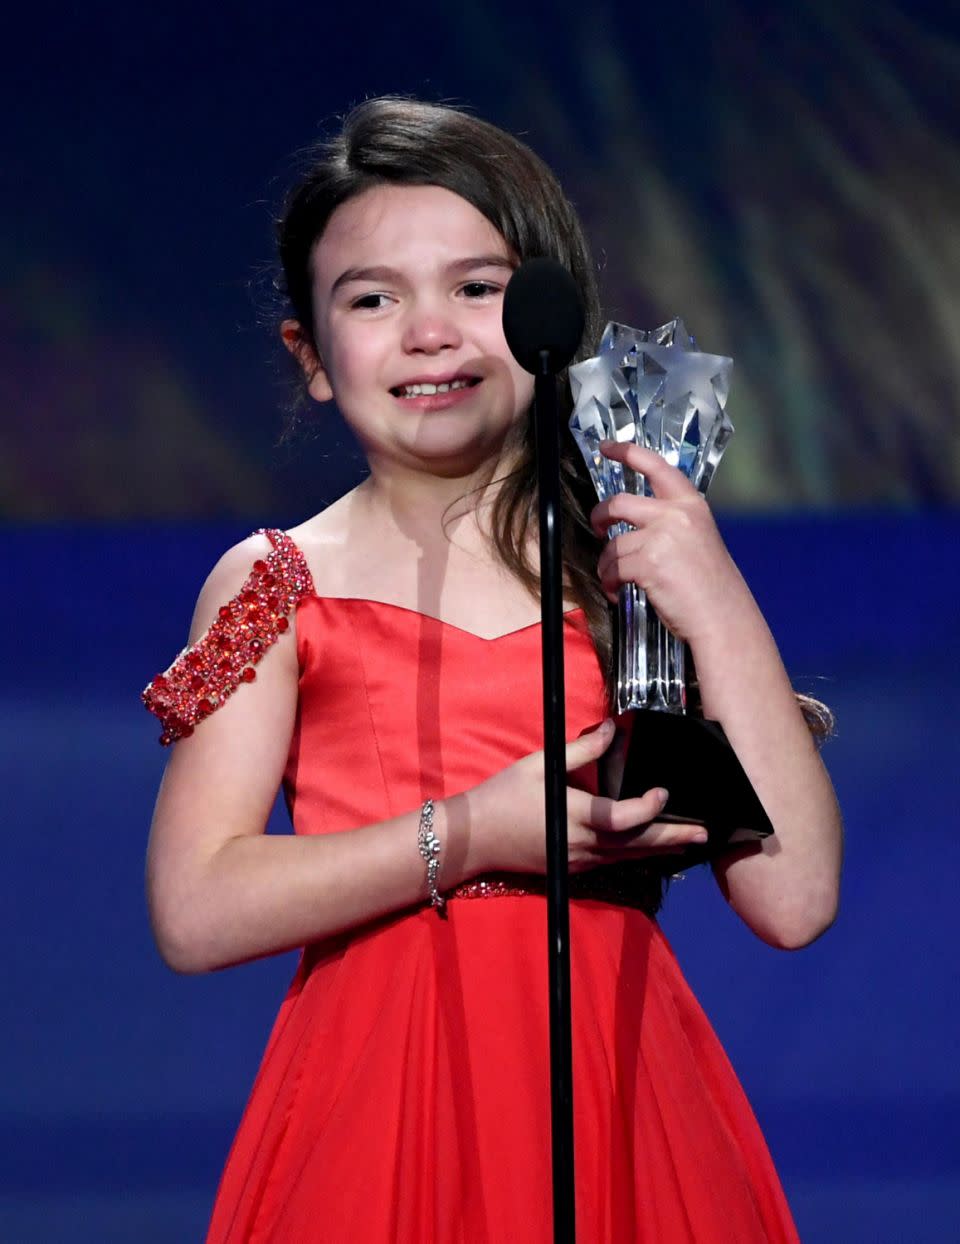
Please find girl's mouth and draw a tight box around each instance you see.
[390,376,482,399]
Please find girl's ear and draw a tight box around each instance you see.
[280,320,334,403]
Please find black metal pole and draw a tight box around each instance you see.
[534,352,576,1244]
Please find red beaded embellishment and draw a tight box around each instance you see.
[142,529,314,745]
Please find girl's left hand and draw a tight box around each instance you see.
[591,440,756,646]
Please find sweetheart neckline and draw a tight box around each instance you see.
[299,594,587,644]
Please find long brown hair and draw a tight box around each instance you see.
[276,96,613,680]
[275,96,833,744]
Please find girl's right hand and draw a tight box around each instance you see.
[467,719,709,876]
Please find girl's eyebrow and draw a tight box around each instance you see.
[448,255,516,276]
[330,255,515,296]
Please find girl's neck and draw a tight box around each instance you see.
[356,453,515,547]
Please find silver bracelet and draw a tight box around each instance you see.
[417,799,446,914]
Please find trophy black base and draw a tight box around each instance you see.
[614,710,774,873]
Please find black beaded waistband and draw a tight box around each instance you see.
[449,863,664,918]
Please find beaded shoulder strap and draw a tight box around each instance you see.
[142,528,315,745]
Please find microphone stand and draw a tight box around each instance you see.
[534,351,576,1244]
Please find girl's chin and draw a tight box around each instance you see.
[370,434,515,480]
[382,419,521,465]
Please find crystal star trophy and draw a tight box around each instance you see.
[569,320,773,864]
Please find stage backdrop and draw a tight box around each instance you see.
[1,514,956,1242]
[3,0,959,521]
[3,0,959,1240]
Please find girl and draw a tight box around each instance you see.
[144,97,842,1243]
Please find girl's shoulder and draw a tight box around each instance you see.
[200,485,361,606]
[198,529,278,599]
[286,487,357,541]
[143,526,318,745]
[195,527,314,617]
[283,488,365,598]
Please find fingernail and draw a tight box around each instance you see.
[655,788,669,806]
[692,831,708,843]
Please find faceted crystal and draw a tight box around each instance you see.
[569,320,734,714]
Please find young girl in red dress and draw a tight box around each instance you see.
[144,97,842,1243]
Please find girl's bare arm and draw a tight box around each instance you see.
[147,535,486,972]
[147,537,704,973]
[594,443,843,950]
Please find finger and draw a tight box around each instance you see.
[590,493,665,539]
[564,719,615,771]
[599,441,699,501]
[591,789,709,839]
[596,545,656,604]
[596,528,646,580]
[592,819,710,853]
[583,786,671,831]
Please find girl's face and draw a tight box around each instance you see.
[295,183,535,479]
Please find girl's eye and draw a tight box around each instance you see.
[350,292,392,310]
[460,281,500,299]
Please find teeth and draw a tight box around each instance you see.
[398,379,473,397]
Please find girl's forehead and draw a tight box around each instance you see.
[311,184,511,279]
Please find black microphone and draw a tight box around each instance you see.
[502,255,585,1240]
[502,258,585,376]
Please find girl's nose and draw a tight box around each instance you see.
[401,301,463,354]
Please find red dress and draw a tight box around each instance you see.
[145,532,799,1243]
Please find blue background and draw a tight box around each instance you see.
[3,516,956,1241]
[3,0,959,1238]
